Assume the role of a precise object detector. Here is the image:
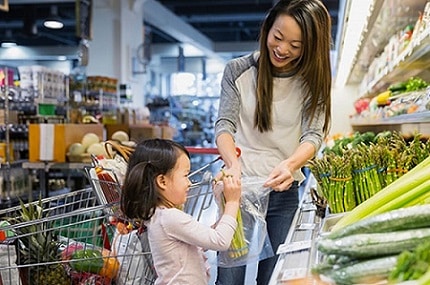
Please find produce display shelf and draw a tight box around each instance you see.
[269,176,324,285]
[350,110,430,126]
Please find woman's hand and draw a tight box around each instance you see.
[264,161,295,191]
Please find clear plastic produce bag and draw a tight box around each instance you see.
[214,176,273,268]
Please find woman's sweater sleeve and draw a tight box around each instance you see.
[300,99,326,153]
[215,60,241,140]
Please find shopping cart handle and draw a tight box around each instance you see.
[185,147,241,157]
[186,147,220,155]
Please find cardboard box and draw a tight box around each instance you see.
[161,126,176,140]
[105,124,129,140]
[129,124,162,142]
[29,124,104,162]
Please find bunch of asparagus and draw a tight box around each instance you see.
[308,131,430,213]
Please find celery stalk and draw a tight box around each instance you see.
[403,189,430,207]
[418,269,430,285]
[332,155,430,232]
[370,179,430,216]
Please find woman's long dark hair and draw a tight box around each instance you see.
[256,0,332,133]
[120,139,189,221]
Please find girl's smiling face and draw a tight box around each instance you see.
[266,14,303,72]
[161,152,192,206]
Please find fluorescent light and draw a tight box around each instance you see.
[1,42,17,48]
[335,0,374,87]
[44,5,64,29]
[1,30,17,48]
[44,19,64,29]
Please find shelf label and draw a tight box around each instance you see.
[277,240,312,254]
[296,223,316,230]
[301,203,317,212]
[280,268,308,281]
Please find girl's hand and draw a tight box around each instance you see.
[219,170,242,204]
[264,162,294,192]
[212,166,242,201]
[212,164,241,186]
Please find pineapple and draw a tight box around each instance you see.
[10,199,71,285]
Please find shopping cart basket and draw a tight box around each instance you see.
[0,188,156,285]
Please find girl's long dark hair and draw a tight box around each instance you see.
[256,0,332,133]
[120,139,189,221]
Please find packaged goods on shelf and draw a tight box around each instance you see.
[17,65,66,104]
[0,68,15,86]
[86,76,118,94]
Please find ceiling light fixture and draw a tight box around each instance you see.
[1,30,18,48]
[44,5,64,29]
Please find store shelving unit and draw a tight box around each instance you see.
[347,0,430,134]
[0,67,33,208]
[347,0,429,90]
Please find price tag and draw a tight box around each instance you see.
[297,223,316,230]
[301,203,317,212]
[280,268,308,281]
[277,240,312,254]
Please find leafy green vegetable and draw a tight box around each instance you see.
[70,249,104,274]
[405,77,428,92]
[389,240,430,282]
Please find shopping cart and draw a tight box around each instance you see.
[0,147,225,285]
[0,187,156,285]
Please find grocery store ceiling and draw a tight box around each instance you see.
[1,0,340,60]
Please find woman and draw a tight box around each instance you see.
[214,0,332,284]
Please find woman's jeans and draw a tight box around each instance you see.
[216,184,299,285]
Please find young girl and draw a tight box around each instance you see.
[120,138,242,285]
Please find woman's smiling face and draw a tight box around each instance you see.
[266,14,303,72]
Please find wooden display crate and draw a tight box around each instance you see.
[28,124,104,162]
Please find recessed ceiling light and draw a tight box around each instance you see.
[44,5,64,29]
[1,30,17,48]
[44,19,64,29]
[1,42,18,48]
